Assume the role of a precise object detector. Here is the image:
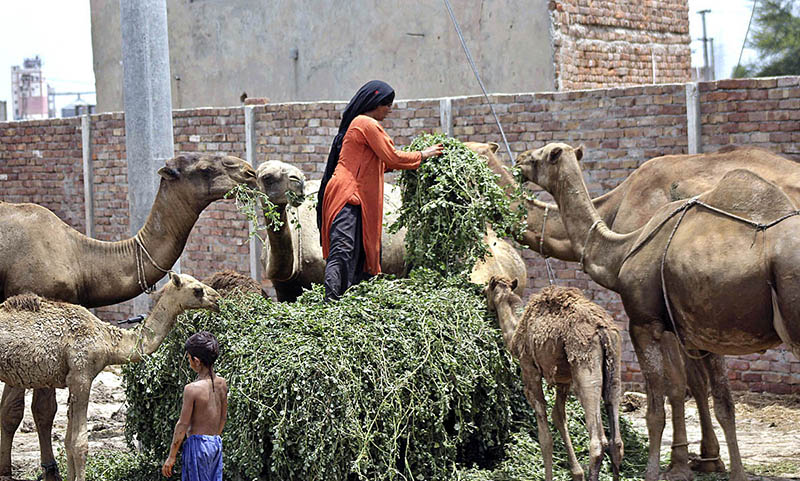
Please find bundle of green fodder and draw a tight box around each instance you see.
[391,133,527,276]
[122,272,648,481]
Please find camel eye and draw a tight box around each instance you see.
[193,287,204,298]
[222,158,238,168]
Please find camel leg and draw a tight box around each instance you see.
[705,354,746,481]
[520,363,555,481]
[602,333,624,481]
[572,345,607,481]
[552,383,585,481]
[0,385,25,477]
[629,324,668,481]
[660,332,693,481]
[65,383,91,481]
[32,388,61,481]
[685,357,725,473]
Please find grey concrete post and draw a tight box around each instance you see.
[685,83,702,154]
[120,0,176,312]
[244,105,263,283]
[439,97,453,137]
[81,114,94,238]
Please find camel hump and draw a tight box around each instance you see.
[3,293,43,312]
[699,169,798,224]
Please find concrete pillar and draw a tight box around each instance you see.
[685,83,702,154]
[439,97,453,137]
[81,114,94,238]
[244,105,263,283]
[120,0,176,312]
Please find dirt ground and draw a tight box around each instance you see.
[0,371,798,480]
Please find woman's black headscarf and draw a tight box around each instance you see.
[316,80,395,231]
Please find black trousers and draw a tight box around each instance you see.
[324,204,370,300]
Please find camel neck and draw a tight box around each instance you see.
[110,292,183,365]
[265,205,297,281]
[550,165,634,290]
[78,182,204,306]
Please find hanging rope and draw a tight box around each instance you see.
[539,204,557,285]
[134,233,172,294]
[442,0,515,166]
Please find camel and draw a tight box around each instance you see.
[485,276,623,481]
[202,269,266,298]
[471,141,800,475]
[255,160,527,301]
[516,142,800,481]
[0,272,220,481]
[0,153,256,481]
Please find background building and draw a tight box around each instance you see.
[90,0,691,112]
[0,100,6,121]
[11,56,52,120]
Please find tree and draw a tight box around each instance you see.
[734,0,800,77]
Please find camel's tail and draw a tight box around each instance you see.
[599,326,624,481]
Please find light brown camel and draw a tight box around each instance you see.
[0,153,255,481]
[485,276,623,481]
[202,269,266,298]
[255,160,527,301]
[516,142,800,481]
[471,141,800,474]
[0,272,220,481]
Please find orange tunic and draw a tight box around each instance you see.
[321,115,422,275]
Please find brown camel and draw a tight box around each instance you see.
[485,276,623,481]
[202,269,266,298]
[516,142,800,481]
[472,141,800,474]
[255,160,527,301]
[0,153,256,481]
[0,272,220,481]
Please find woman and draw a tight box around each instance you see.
[317,80,443,300]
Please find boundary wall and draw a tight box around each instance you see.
[2,77,800,393]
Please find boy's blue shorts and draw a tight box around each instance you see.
[182,434,222,481]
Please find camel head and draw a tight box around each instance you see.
[517,143,584,192]
[157,154,258,205]
[484,275,519,312]
[255,160,306,207]
[463,141,500,159]
[161,272,222,313]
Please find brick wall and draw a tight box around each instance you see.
[0,118,84,232]
[550,0,691,90]
[2,77,800,393]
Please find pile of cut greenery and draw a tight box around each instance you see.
[117,272,648,481]
[391,133,528,276]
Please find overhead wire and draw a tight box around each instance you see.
[441,0,515,166]
[735,0,759,74]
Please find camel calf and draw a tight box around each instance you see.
[0,272,220,481]
[485,276,623,481]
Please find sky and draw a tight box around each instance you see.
[0,1,759,119]
[0,0,96,118]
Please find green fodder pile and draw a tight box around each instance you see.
[122,272,648,481]
[391,133,527,276]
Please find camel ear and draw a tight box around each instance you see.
[169,272,182,288]
[487,142,499,154]
[489,277,498,290]
[548,146,563,164]
[511,278,518,291]
[575,145,584,161]
[158,166,180,180]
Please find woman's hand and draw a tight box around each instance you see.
[421,143,444,160]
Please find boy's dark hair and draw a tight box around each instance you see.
[185,331,220,389]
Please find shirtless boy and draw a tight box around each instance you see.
[162,331,228,480]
